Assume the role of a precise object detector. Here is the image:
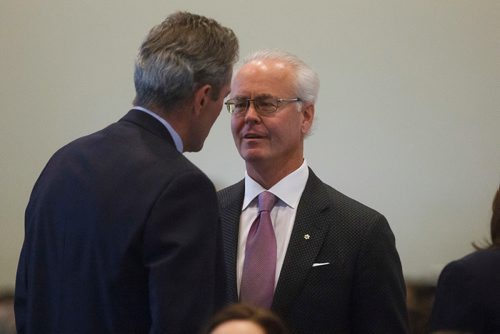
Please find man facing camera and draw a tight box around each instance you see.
[218,50,409,333]
[15,12,238,334]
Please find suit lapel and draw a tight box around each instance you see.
[272,169,332,313]
[218,181,245,303]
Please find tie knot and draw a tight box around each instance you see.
[258,191,277,213]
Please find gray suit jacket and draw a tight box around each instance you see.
[218,169,409,334]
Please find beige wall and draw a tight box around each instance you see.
[1,0,499,288]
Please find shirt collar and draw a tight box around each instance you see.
[243,160,309,210]
[132,106,184,153]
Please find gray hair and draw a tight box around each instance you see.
[133,12,239,111]
[242,50,319,104]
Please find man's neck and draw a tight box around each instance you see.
[246,158,304,189]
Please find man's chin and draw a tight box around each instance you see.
[239,149,266,163]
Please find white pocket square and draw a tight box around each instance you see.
[312,262,330,267]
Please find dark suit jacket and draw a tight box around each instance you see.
[429,249,500,333]
[15,109,222,333]
[218,169,409,334]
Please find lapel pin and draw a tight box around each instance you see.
[304,234,310,240]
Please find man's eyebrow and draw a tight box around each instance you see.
[231,95,249,100]
[255,94,274,99]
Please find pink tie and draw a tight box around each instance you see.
[240,191,278,308]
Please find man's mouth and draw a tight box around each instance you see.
[243,133,264,139]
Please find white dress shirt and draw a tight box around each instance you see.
[237,160,309,295]
[132,106,184,152]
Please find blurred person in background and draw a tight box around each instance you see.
[204,303,289,334]
[430,185,500,333]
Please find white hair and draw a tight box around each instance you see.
[241,49,320,104]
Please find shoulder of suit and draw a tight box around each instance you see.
[217,180,244,205]
[308,174,386,227]
[447,249,500,275]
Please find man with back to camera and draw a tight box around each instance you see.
[218,50,409,333]
[15,12,238,333]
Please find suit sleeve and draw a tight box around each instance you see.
[351,214,410,333]
[142,170,220,334]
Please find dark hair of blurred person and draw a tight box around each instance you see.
[204,303,289,334]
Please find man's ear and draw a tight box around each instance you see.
[301,103,315,135]
[193,84,212,115]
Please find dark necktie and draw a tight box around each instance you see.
[240,191,278,308]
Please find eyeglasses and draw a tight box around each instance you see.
[225,96,302,116]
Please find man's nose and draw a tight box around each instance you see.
[244,100,260,121]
